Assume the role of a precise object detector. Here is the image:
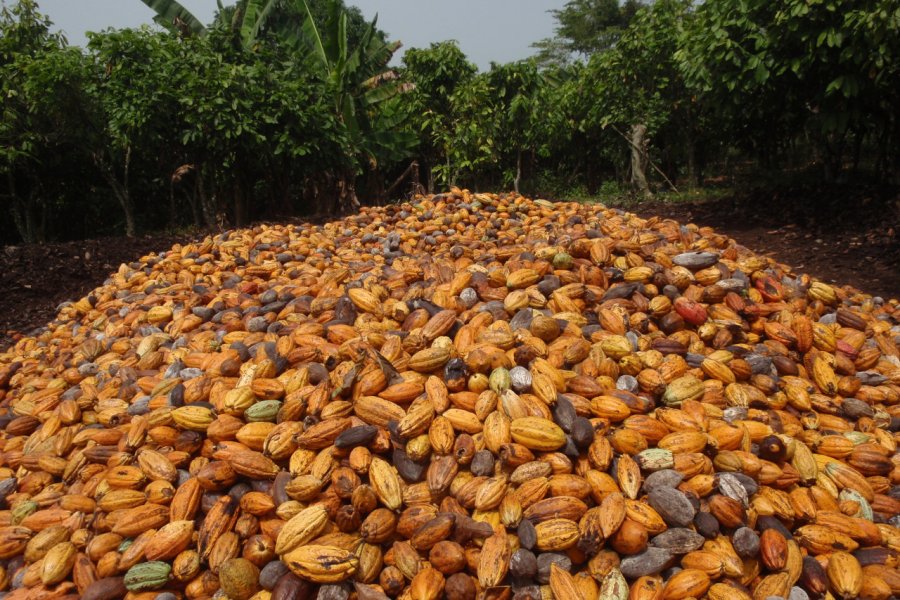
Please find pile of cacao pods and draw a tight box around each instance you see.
[0,190,897,600]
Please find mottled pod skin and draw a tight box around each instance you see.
[0,192,896,600]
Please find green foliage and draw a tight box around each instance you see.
[172,26,340,223]
[401,46,569,192]
[136,0,412,214]
[0,0,897,243]
[88,28,179,157]
[553,0,637,54]
[139,0,204,34]
[291,0,414,171]
[678,0,900,170]
[583,0,692,134]
[485,61,552,188]
[299,0,386,50]
[0,0,60,168]
[0,0,99,242]
[435,73,497,187]
[533,0,644,66]
[402,41,477,188]
[403,41,476,123]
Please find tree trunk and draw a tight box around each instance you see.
[122,147,135,237]
[585,152,595,194]
[95,148,136,237]
[685,129,697,189]
[7,172,29,243]
[188,179,203,228]
[10,203,28,243]
[15,190,38,243]
[850,128,863,178]
[196,166,217,228]
[696,142,707,187]
[384,161,420,202]
[684,103,698,189]
[39,188,48,242]
[874,128,888,180]
[314,173,329,216]
[366,165,384,206]
[514,150,523,194]
[630,124,652,199]
[888,127,899,185]
[114,180,136,238]
[24,195,38,243]
[687,147,697,189]
[337,171,360,215]
[530,149,536,194]
[170,163,198,227]
[233,179,247,227]
[277,158,293,217]
[411,161,424,198]
[446,154,454,189]
[169,177,177,227]
[823,131,847,182]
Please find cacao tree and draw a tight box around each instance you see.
[581,0,697,193]
[486,60,551,194]
[86,27,185,236]
[402,41,477,192]
[0,0,96,241]
[678,0,900,180]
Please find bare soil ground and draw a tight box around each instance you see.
[0,234,199,348]
[1,185,897,349]
[628,184,899,299]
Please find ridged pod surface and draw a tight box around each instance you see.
[0,190,897,600]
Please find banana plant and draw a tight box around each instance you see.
[287,0,417,206]
[139,0,277,50]
[245,1,417,198]
[141,0,411,157]
[140,0,416,211]
[139,0,204,35]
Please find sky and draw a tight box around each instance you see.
[31,0,567,70]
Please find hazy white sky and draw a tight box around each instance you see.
[31,0,567,70]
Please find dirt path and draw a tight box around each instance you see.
[2,186,897,349]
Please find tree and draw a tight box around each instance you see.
[437,73,497,189]
[402,41,477,192]
[0,0,95,242]
[172,23,339,225]
[580,0,697,193]
[527,63,602,195]
[486,61,551,193]
[532,0,645,66]
[140,0,413,213]
[86,27,185,236]
[678,0,900,180]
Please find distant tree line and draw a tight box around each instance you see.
[0,0,897,243]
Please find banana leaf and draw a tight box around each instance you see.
[240,0,279,51]
[139,0,204,34]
